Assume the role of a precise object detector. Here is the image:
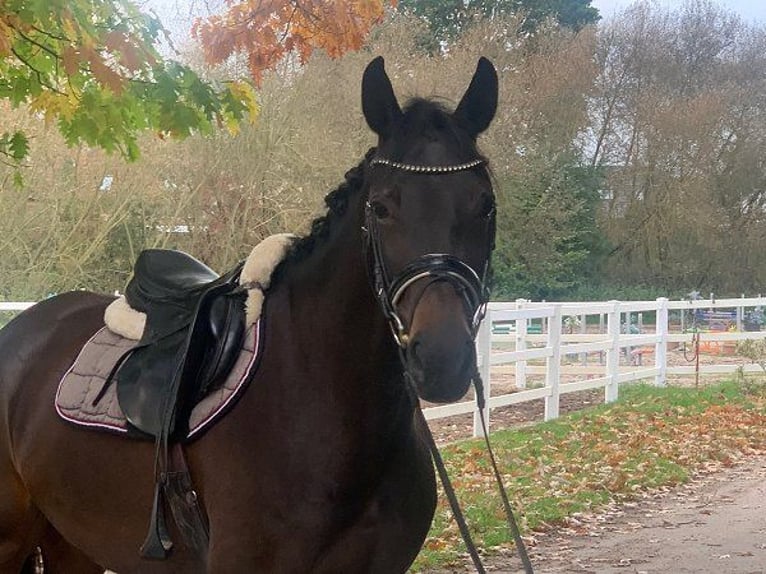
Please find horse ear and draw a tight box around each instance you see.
[454,57,498,137]
[362,57,402,139]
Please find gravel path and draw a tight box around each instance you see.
[428,454,766,573]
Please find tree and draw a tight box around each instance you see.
[438,19,604,299]
[0,0,257,168]
[397,0,599,43]
[590,0,766,293]
[493,156,605,300]
[192,0,393,85]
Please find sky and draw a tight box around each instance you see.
[145,0,766,44]
[591,0,766,23]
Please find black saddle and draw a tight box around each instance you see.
[100,249,249,561]
[115,249,247,440]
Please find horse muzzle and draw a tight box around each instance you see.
[406,335,476,403]
[401,281,478,403]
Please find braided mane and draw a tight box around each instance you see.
[268,148,375,287]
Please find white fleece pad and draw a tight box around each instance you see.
[104,234,296,340]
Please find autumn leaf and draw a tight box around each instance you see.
[82,48,126,94]
[29,91,76,124]
[194,0,395,86]
[104,31,145,72]
[414,381,766,570]
[225,81,259,134]
[0,16,14,56]
[0,0,255,165]
[61,46,80,77]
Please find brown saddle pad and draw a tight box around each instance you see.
[55,320,262,440]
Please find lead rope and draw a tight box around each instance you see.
[417,407,489,573]
[415,370,534,574]
[472,372,535,573]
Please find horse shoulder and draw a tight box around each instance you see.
[311,414,437,574]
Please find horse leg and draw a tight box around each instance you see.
[35,523,102,574]
[312,422,437,574]
[0,461,100,574]
[0,467,45,574]
[20,550,40,574]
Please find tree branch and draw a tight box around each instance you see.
[29,24,69,42]
[10,47,66,95]
[12,26,61,60]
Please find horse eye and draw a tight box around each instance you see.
[370,201,390,220]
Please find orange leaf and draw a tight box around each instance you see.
[84,49,125,94]
[104,31,143,71]
[0,17,14,57]
[62,46,79,76]
[194,0,387,85]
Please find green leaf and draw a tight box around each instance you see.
[0,0,252,162]
[9,131,28,160]
[12,169,23,188]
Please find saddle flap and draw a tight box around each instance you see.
[117,331,186,438]
[194,294,247,402]
[116,253,247,440]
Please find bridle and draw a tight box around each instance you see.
[363,155,496,349]
[362,153,535,574]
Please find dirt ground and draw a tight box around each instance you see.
[531,453,766,573]
[423,343,766,574]
[427,453,766,573]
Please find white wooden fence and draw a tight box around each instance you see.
[4,297,766,438]
[422,297,766,436]
[0,302,35,312]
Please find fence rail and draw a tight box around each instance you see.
[423,296,766,437]
[5,297,766,438]
[0,302,35,312]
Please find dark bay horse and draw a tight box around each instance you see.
[0,56,498,573]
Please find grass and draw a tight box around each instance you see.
[0,311,17,329]
[411,380,766,571]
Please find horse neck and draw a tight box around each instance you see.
[274,192,411,427]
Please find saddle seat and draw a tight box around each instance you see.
[116,249,247,441]
[128,249,220,311]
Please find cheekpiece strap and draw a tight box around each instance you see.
[370,157,485,173]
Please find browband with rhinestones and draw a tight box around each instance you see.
[370,157,485,173]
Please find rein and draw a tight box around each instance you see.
[365,156,534,573]
[418,375,535,574]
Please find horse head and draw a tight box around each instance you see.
[361,57,498,404]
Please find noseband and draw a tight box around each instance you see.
[364,156,495,348]
[364,156,534,573]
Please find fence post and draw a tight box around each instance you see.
[473,309,492,438]
[737,294,744,332]
[605,300,620,403]
[545,304,562,421]
[599,313,605,365]
[655,297,668,387]
[515,298,527,389]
